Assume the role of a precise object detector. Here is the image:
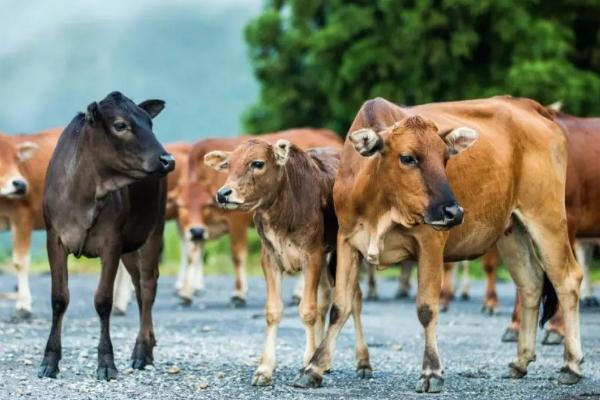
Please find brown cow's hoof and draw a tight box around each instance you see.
[506,362,527,379]
[395,291,409,299]
[415,374,443,393]
[292,369,323,388]
[481,304,498,315]
[558,366,581,385]
[112,307,126,317]
[179,296,193,307]
[440,304,449,313]
[231,296,246,308]
[542,330,564,346]
[501,328,518,343]
[365,293,379,302]
[251,371,272,386]
[12,308,32,321]
[97,366,118,381]
[581,296,600,308]
[356,365,373,379]
[288,295,301,307]
[460,292,470,301]
[37,355,60,379]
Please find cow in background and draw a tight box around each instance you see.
[0,128,61,318]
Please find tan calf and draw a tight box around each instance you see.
[205,138,370,386]
[0,128,60,317]
[295,96,583,392]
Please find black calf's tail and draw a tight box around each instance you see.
[540,273,559,328]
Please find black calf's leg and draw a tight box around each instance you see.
[38,231,69,379]
[95,248,121,381]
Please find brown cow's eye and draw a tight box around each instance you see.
[250,160,265,170]
[113,122,128,132]
[400,155,417,166]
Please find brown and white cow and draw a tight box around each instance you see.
[205,138,370,386]
[177,129,343,306]
[0,128,61,318]
[294,96,583,392]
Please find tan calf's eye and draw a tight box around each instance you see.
[250,160,265,170]
[400,155,418,166]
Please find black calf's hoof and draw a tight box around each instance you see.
[131,357,153,370]
[542,330,564,346]
[97,366,118,381]
[501,328,518,343]
[231,296,246,308]
[506,363,527,379]
[395,291,409,299]
[356,365,373,379]
[415,374,444,393]
[288,295,301,307]
[440,304,449,313]
[558,366,581,385]
[179,296,193,307]
[37,361,59,379]
[460,293,470,301]
[292,369,323,388]
[12,308,32,321]
[581,296,599,308]
[481,304,498,315]
[365,293,379,302]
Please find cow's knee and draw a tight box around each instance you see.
[51,293,69,315]
[265,304,283,325]
[299,304,318,326]
[94,293,113,317]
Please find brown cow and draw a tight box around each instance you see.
[0,128,61,318]
[294,96,583,392]
[177,129,343,306]
[205,138,370,386]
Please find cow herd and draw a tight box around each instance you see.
[0,91,598,394]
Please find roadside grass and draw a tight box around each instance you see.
[1,221,599,283]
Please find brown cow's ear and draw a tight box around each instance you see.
[138,99,165,119]
[348,128,383,157]
[441,127,479,156]
[273,139,291,166]
[16,141,39,162]
[204,151,231,172]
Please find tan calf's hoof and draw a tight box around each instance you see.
[231,296,246,308]
[581,296,599,307]
[440,304,449,313]
[292,369,323,388]
[506,362,527,379]
[542,330,564,346]
[179,296,192,307]
[460,292,470,301]
[415,374,443,393]
[395,291,409,299]
[365,293,379,302]
[112,307,126,317]
[12,308,32,321]
[558,366,581,385]
[356,365,373,379]
[481,304,498,315]
[251,371,273,386]
[288,295,301,306]
[501,328,518,343]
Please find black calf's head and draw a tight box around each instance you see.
[85,91,174,180]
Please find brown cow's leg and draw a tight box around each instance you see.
[543,307,565,345]
[122,230,161,371]
[496,221,543,380]
[229,218,248,307]
[440,262,455,313]
[351,283,372,377]
[365,261,379,301]
[501,289,521,343]
[94,247,121,381]
[414,245,444,393]
[299,251,324,366]
[252,249,283,386]
[396,261,412,298]
[575,242,598,307]
[11,215,33,318]
[482,247,500,315]
[315,268,332,345]
[294,235,364,388]
[38,230,69,379]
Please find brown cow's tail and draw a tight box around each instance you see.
[327,251,337,286]
[539,273,559,328]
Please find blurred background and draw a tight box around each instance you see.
[0,0,599,279]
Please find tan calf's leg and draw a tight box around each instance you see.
[458,260,470,300]
[252,250,283,386]
[482,247,500,315]
[178,239,204,306]
[496,220,543,379]
[294,235,367,388]
[414,241,444,393]
[396,261,412,298]
[11,216,33,318]
[315,268,332,345]
[501,289,521,343]
[229,218,248,307]
[299,251,324,366]
[440,263,455,312]
[365,261,379,301]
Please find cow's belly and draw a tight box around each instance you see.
[348,227,414,267]
[263,230,306,274]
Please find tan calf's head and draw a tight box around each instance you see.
[349,115,478,229]
[0,138,38,199]
[204,139,293,211]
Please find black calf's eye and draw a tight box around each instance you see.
[400,155,417,166]
[250,160,265,170]
[113,122,128,132]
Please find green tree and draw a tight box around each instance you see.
[243,0,600,135]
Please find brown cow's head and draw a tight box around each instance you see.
[84,91,175,182]
[204,139,292,212]
[349,115,478,230]
[0,138,38,199]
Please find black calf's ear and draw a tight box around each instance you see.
[139,99,165,119]
[86,102,100,124]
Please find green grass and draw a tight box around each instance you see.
[1,221,600,283]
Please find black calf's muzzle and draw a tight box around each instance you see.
[157,153,175,175]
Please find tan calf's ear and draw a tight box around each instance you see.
[349,128,383,157]
[442,127,479,156]
[17,141,39,162]
[273,139,291,166]
[204,151,231,172]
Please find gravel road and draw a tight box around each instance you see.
[0,274,598,399]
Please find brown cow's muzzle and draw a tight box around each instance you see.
[424,202,464,230]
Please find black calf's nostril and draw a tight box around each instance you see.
[159,154,175,171]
